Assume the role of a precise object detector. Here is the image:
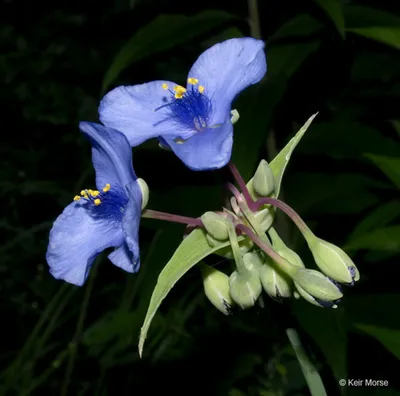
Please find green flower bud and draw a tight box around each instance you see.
[201,211,230,241]
[253,159,276,197]
[137,178,149,210]
[230,109,240,124]
[201,265,235,315]
[229,270,262,309]
[294,284,340,308]
[243,251,264,270]
[308,237,360,284]
[292,268,343,302]
[260,259,293,298]
[254,207,274,231]
[278,248,304,269]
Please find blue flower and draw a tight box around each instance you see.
[46,122,146,286]
[99,38,267,171]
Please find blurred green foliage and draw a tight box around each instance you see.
[1,0,399,395]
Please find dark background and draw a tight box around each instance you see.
[1,0,400,395]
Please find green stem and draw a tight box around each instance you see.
[1,283,72,389]
[228,223,248,276]
[60,264,98,396]
[286,328,328,396]
[248,0,261,39]
[255,197,313,238]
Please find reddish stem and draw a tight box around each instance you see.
[254,197,309,233]
[142,209,203,227]
[236,223,286,267]
[228,162,256,209]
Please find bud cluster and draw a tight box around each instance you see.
[199,160,359,314]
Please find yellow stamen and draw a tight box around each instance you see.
[94,198,101,206]
[91,190,100,197]
[162,83,168,90]
[103,183,111,192]
[80,190,88,198]
[173,85,186,94]
[187,77,199,85]
[198,85,205,94]
[175,92,184,99]
[73,195,81,201]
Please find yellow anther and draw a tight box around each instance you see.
[187,77,199,85]
[80,190,88,198]
[88,189,93,194]
[103,183,111,192]
[174,92,184,99]
[198,85,205,94]
[94,198,101,206]
[173,85,186,94]
[73,195,81,201]
[162,83,168,90]
[91,190,100,197]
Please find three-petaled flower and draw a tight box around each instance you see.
[99,38,267,171]
[46,122,147,286]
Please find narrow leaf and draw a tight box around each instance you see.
[246,114,318,197]
[138,228,241,356]
[354,323,400,360]
[347,27,400,50]
[345,225,400,252]
[312,0,345,37]
[365,153,400,188]
[349,200,400,240]
[269,113,318,197]
[345,5,400,50]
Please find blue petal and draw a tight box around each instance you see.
[79,122,137,190]
[162,121,233,171]
[46,202,124,286]
[187,38,267,124]
[108,242,136,273]
[121,181,142,272]
[99,81,196,146]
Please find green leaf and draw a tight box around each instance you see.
[102,10,236,92]
[138,228,242,356]
[294,301,347,382]
[345,5,400,50]
[347,27,400,50]
[354,323,400,360]
[285,173,383,215]
[345,225,400,252]
[298,122,400,159]
[349,200,400,240]
[346,294,400,329]
[365,153,400,188]
[391,120,400,137]
[312,0,345,37]
[270,14,323,41]
[269,113,318,197]
[344,5,400,28]
[246,113,318,197]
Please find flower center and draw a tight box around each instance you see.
[155,77,213,134]
[73,183,128,222]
